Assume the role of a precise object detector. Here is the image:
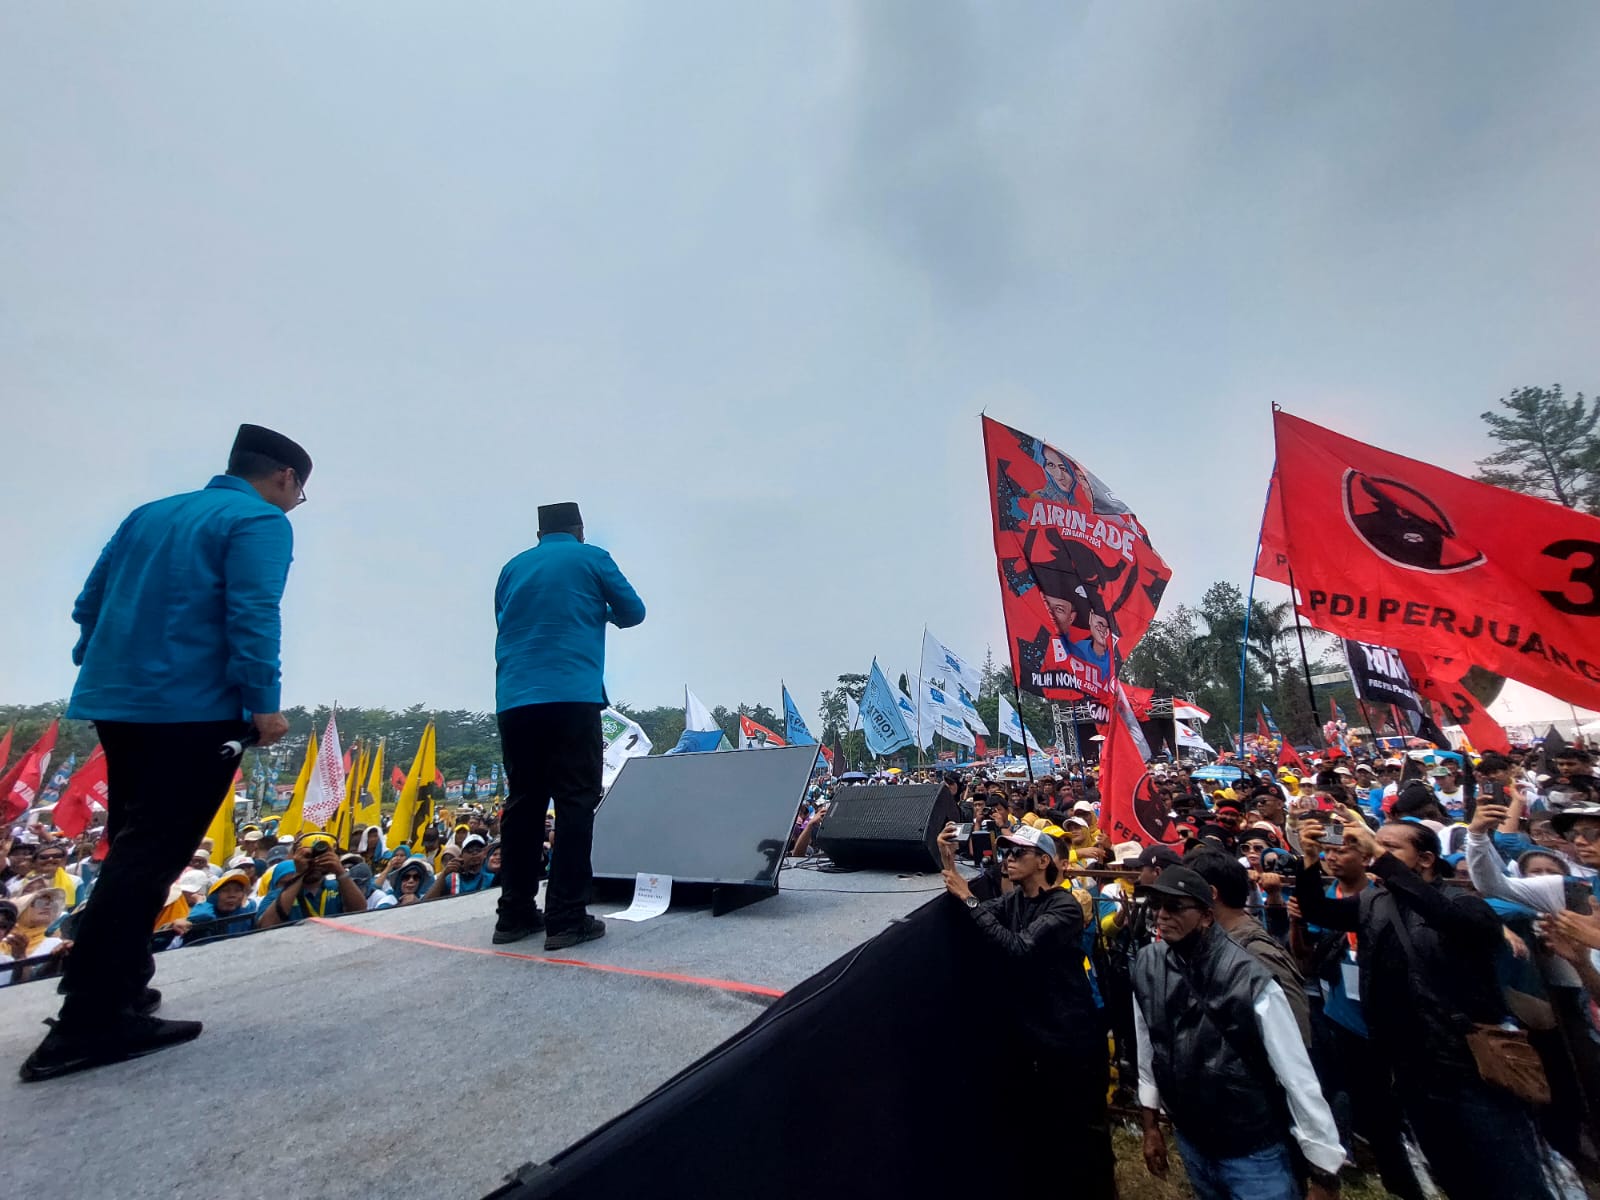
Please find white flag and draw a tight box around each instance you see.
[921,681,976,748]
[920,630,980,699]
[303,713,346,828]
[955,685,990,736]
[844,694,861,731]
[684,687,719,733]
[896,687,924,747]
[1175,720,1212,752]
[997,693,1042,753]
[602,708,653,789]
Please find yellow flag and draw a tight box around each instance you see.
[277,728,317,842]
[357,737,384,831]
[204,778,238,869]
[389,721,436,850]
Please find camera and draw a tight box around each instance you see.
[1259,846,1301,874]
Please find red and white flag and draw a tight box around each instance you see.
[303,713,346,829]
[738,714,786,749]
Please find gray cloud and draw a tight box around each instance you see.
[3,3,1597,728]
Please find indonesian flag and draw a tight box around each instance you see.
[0,719,59,825]
[1173,700,1211,723]
[1272,409,1600,711]
[738,714,786,750]
[52,745,108,838]
[303,713,346,829]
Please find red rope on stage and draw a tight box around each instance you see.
[306,917,786,999]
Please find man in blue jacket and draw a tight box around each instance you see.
[494,502,645,951]
[20,424,307,1083]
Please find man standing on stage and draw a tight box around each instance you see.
[493,502,644,951]
[21,424,308,1082]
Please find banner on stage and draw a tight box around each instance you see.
[983,416,1171,702]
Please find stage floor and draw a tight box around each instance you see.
[0,863,945,1200]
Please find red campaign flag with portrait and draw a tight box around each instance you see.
[983,417,1172,702]
[1273,410,1600,711]
[52,745,108,839]
[1098,687,1180,848]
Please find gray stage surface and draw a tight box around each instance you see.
[0,865,945,1200]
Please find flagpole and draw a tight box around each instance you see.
[1012,679,1035,782]
[1237,466,1278,763]
[1283,563,1322,737]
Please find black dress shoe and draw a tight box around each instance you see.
[492,912,545,945]
[544,915,606,952]
[19,1014,203,1083]
[133,988,162,1017]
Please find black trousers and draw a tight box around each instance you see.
[1030,1047,1115,1199]
[58,720,238,1025]
[1312,1010,1425,1200]
[497,702,603,933]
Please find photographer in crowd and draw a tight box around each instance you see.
[938,820,1115,1200]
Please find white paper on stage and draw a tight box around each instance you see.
[610,872,673,922]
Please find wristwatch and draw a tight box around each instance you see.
[964,895,979,909]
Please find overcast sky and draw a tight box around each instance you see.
[4,3,1597,725]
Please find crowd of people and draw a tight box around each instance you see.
[1,803,517,984]
[909,741,1597,1199]
[6,734,1599,1198]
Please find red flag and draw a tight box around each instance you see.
[1098,691,1179,847]
[0,719,59,825]
[392,765,406,793]
[1277,740,1308,773]
[434,768,445,789]
[0,726,12,777]
[53,745,108,839]
[1273,409,1600,711]
[737,714,786,748]
[1256,710,1273,741]
[974,734,987,758]
[1254,469,1292,586]
[1398,651,1512,754]
[342,748,354,775]
[983,416,1172,704]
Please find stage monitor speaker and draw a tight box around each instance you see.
[813,784,957,872]
[591,745,818,889]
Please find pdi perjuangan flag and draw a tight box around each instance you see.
[1099,685,1178,847]
[1273,408,1600,711]
[983,416,1171,702]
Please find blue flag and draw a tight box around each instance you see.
[861,660,915,757]
[782,684,817,745]
[464,763,478,798]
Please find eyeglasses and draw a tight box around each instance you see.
[291,470,307,504]
[1568,824,1600,844]
[1150,896,1204,914]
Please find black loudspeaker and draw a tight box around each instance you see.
[813,784,957,872]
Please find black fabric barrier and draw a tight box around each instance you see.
[487,895,1004,1199]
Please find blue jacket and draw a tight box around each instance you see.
[68,475,294,722]
[495,534,645,711]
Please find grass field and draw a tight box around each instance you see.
[1110,1123,1397,1199]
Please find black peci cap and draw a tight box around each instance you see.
[538,502,583,533]
[232,424,312,482]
